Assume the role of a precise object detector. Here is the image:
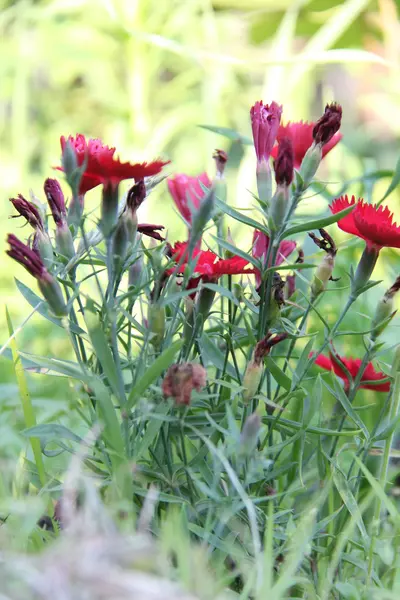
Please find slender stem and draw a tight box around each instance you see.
[367,370,400,583]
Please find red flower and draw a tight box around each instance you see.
[250,101,282,163]
[270,122,342,168]
[329,195,400,250]
[167,173,211,224]
[59,134,169,194]
[313,352,390,393]
[252,230,296,287]
[169,241,253,279]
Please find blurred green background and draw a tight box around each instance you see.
[1,0,400,458]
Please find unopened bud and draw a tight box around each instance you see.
[352,245,379,297]
[299,143,322,185]
[239,412,261,455]
[243,333,287,402]
[128,251,144,288]
[55,222,75,261]
[269,185,289,231]
[195,277,217,321]
[38,273,67,317]
[33,229,54,270]
[242,361,263,403]
[371,276,400,340]
[313,103,342,146]
[148,303,165,348]
[274,137,294,187]
[309,229,337,299]
[162,362,207,405]
[311,254,334,299]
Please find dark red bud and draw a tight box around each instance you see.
[10,195,43,230]
[137,223,165,241]
[6,233,47,280]
[313,103,342,146]
[44,178,66,226]
[274,137,294,186]
[127,179,146,211]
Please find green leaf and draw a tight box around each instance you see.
[203,282,240,306]
[84,301,121,400]
[214,197,268,233]
[127,340,182,409]
[199,334,236,379]
[132,404,170,460]
[198,124,253,145]
[211,235,260,269]
[22,423,84,445]
[281,204,355,239]
[332,463,369,546]
[325,379,369,441]
[265,357,291,391]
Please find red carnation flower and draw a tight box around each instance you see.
[169,241,253,280]
[250,101,282,163]
[329,195,400,250]
[313,351,390,393]
[59,134,169,195]
[167,173,211,225]
[252,230,296,288]
[270,122,342,169]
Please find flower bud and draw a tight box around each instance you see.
[313,103,342,146]
[44,178,67,227]
[33,229,54,270]
[55,222,75,261]
[242,360,263,403]
[148,303,165,348]
[242,333,287,402]
[299,143,322,185]
[38,273,68,317]
[371,276,400,340]
[239,412,261,455]
[128,251,144,288]
[274,137,294,187]
[352,245,379,298]
[195,278,217,321]
[309,229,337,300]
[311,254,335,299]
[162,362,207,405]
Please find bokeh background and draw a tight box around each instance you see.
[1,0,400,457]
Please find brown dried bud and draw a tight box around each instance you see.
[274,137,294,186]
[254,332,288,366]
[162,362,207,405]
[313,103,342,146]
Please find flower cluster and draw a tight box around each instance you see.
[6,97,399,413]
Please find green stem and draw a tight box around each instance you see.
[367,370,400,584]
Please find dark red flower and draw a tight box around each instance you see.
[329,195,400,250]
[270,122,342,169]
[252,230,296,287]
[167,173,211,224]
[169,241,253,279]
[250,101,282,163]
[59,134,169,194]
[313,351,390,393]
[10,195,44,230]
